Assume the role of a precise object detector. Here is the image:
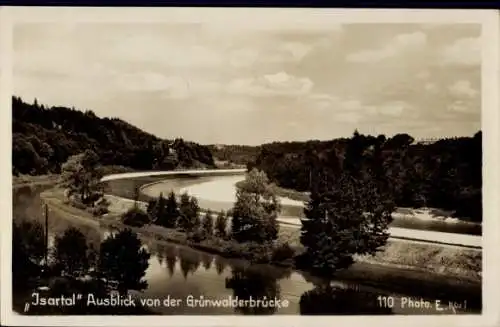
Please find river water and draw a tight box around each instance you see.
[12,184,481,315]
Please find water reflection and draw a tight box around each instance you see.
[164,246,177,278]
[225,267,283,315]
[299,284,393,315]
[201,253,213,270]
[214,255,227,275]
[179,248,201,279]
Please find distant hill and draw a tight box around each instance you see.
[249,131,482,222]
[12,96,215,175]
[206,144,261,167]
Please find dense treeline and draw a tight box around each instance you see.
[12,96,215,176]
[249,131,482,222]
[207,144,261,166]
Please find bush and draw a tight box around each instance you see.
[187,229,206,243]
[272,242,296,262]
[92,198,110,217]
[70,198,88,210]
[90,205,109,217]
[222,242,273,263]
[121,207,150,227]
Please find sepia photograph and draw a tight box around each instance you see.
[2,6,499,327]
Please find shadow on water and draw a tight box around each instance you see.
[299,285,392,315]
[146,242,399,315]
[224,266,285,315]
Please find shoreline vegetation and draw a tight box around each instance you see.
[41,185,481,283]
[240,180,481,226]
[17,188,480,313]
[13,160,482,315]
[14,169,482,284]
[37,187,482,310]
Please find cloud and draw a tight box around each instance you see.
[334,111,363,123]
[308,94,368,122]
[113,72,190,99]
[107,34,224,68]
[228,41,314,68]
[229,48,260,68]
[416,70,430,79]
[279,42,314,61]
[448,100,476,113]
[439,37,480,66]
[424,83,438,93]
[378,101,412,116]
[204,16,343,34]
[448,80,478,98]
[227,72,313,97]
[309,94,414,119]
[346,31,427,63]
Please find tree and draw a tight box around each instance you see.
[300,170,394,279]
[59,150,104,206]
[165,191,180,228]
[12,220,45,288]
[215,211,228,239]
[146,198,157,219]
[12,96,215,177]
[231,169,281,243]
[178,193,199,232]
[178,193,191,231]
[53,227,89,277]
[12,134,47,175]
[202,210,214,237]
[99,229,150,295]
[190,197,201,231]
[152,192,168,227]
[192,208,202,231]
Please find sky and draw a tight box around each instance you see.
[13,21,481,145]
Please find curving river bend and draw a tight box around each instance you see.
[139,173,482,240]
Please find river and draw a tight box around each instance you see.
[12,183,481,315]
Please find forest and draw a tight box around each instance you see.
[207,144,262,166]
[248,132,482,222]
[12,96,482,223]
[12,96,215,175]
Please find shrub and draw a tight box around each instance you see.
[222,242,273,263]
[91,198,110,217]
[187,229,205,243]
[272,242,296,262]
[90,205,109,217]
[70,198,88,210]
[121,207,150,228]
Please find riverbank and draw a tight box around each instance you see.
[34,189,481,312]
[41,186,481,284]
[237,180,482,227]
[36,187,481,310]
[13,174,59,189]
